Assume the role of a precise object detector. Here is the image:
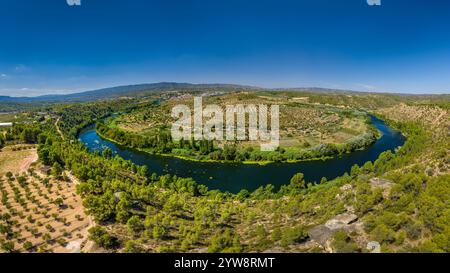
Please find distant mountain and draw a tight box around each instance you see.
[2,83,443,105]
[0,82,260,103]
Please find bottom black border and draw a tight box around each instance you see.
[0,253,446,273]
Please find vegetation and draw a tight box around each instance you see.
[96,93,379,163]
[0,89,448,253]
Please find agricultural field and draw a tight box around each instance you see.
[0,113,17,123]
[115,92,370,144]
[0,146,92,253]
[107,92,375,162]
[0,112,36,123]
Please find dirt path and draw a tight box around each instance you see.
[0,147,38,175]
[19,149,38,173]
[55,117,65,140]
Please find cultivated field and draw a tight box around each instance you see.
[0,147,92,253]
[113,92,371,149]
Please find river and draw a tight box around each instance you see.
[79,116,405,193]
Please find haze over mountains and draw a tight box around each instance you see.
[0,82,446,104]
[0,83,261,103]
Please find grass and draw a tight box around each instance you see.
[0,113,17,123]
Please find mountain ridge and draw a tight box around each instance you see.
[1,82,447,103]
[0,82,261,103]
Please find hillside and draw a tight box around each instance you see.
[0,83,259,104]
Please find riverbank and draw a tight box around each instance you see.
[95,130,347,166]
[79,116,405,192]
[93,105,383,165]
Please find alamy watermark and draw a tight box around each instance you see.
[66,1,380,7]
[171,97,280,151]
[67,0,81,6]
[367,0,381,6]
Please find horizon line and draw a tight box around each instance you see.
[2,82,450,98]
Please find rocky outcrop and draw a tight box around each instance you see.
[324,213,358,230]
[308,225,334,247]
[308,213,359,252]
[369,178,394,197]
[366,241,381,253]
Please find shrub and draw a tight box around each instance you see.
[280,226,308,247]
[123,240,144,253]
[331,231,359,253]
[371,224,395,244]
[127,216,144,236]
[23,241,33,251]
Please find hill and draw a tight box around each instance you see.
[0,82,259,103]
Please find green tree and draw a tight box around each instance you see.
[280,226,308,247]
[127,216,144,236]
[123,240,144,253]
[152,225,166,240]
[23,241,33,251]
[1,240,15,253]
[51,162,63,177]
[88,226,118,249]
[289,173,306,191]
[331,231,359,253]
[371,224,395,244]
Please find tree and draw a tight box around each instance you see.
[271,227,282,242]
[361,161,374,174]
[23,241,33,251]
[116,197,132,224]
[0,134,4,149]
[51,162,63,177]
[83,191,116,222]
[331,231,359,253]
[123,240,144,253]
[371,224,395,244]
[289,173,306,191]
[38,147,51,166]
[152,225,166,240]
[208,229,242,253]
[223,145,236,161]
[280,226,308,247]
[138,165,148,177]
[1,240,15,253]
[88,226,118,249]
[102,148,113,158]
[54,197,64,207]
[350,164,360,177]
[5,172,13,180]
[127,216,144,236]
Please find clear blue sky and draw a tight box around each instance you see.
[1,0,450,96]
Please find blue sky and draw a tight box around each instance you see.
[1,0,450,96]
